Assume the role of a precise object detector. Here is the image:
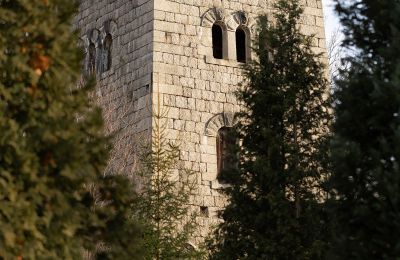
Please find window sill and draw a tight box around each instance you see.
[99,69,113,79]
[211,180,231,189]
[205,56,246,67]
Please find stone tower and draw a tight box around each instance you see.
[75,0,327,242]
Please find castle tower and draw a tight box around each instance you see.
[75,0,327,242]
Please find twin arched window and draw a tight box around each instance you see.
[87,34,113,74]
[212,23,249,62]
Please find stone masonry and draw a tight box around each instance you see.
[75,0,327,244]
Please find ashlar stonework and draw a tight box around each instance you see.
[75,0,327,244]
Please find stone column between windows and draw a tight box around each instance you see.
[226,29,237,61]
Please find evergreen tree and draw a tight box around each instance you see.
[327,0,400,258]
[136,100,203,260]
[208,0,331,259]
[0,0,142,258]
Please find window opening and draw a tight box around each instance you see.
[88,43,96,73]
[236,27,247,63]
[103,34,112,72]
[217,127,237,178]
[200,206,209,218]
[212,24,223,59]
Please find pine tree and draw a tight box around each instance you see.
[208,0,331,259]
[0,0,142,258]
[327,0,400,258]
[136,98,203,260]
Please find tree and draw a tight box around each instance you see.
[326,27,349,84]
[208,0,331,259]
[136,98,203,260]
[327,0,400,258]
[0,0,142,258]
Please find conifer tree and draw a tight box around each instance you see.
[0,0,142,258]
[136,99,203,260]
[208,0,331,259]
[327,0,400,258]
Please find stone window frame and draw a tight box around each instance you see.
[211,22,228,60]
[216,126,237,178]
[82,20,117,77]
[204,112,238,183]
[86,28,100,74]
[102,33,113,72]
[235,25,251,63]
[201,8,255,63]
[200,7,230,61]
[77,38,87,88]
[100,19,117,75]
[229,11,252,63]
[204,112,236,137]
[88,42,96,74]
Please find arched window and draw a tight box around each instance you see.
[217,127,236,177]
[236,27,247,63]
[88,43,96,73]
[103,34,112,72]
[212,24,223,59]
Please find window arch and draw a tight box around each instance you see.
[212,23,224,59]
[216,127,237,178]
[103,33,112,72]
[236,27,247,63]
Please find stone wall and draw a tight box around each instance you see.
[152,0,327,242]
[75,0,154,176]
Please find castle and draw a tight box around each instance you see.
[75,0,327,242]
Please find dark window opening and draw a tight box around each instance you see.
[236,28,247,63]
[217,127,237,179]
[103,34,112,72]
[88,43,96,73]
[200,206,209,218]
[212,24,223,59]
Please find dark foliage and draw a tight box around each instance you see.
[0,0,142,258]
[327,0,400,258]
[208,0,331,259]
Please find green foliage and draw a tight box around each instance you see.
[327,0,400,258]
[208,0,331,259]
[0,0,142,258]
[136,103,203,260]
